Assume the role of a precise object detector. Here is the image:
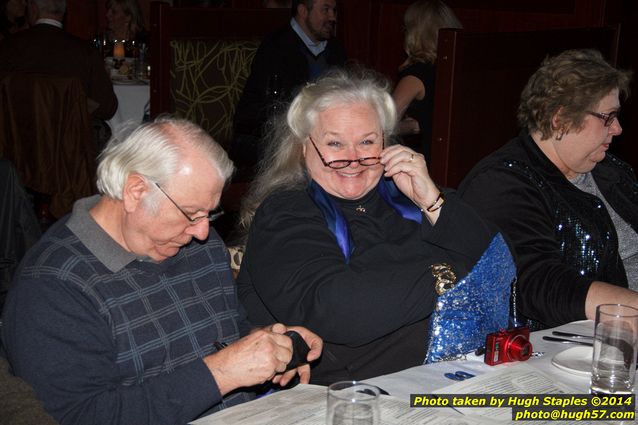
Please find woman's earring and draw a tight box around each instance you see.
[555,128,566,141]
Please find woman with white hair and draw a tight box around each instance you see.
[236,68,515,385]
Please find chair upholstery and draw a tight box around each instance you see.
[150,3,290,153]
[0,73,96,217]
[170,39,260,150]
[150,4,291,239]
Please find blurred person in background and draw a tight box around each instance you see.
[231,0,346,174]
[105,0,147,43]
[0,0,117,120]
[392,0,461,161]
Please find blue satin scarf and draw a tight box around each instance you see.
[307,178,422,262]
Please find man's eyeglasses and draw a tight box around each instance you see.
[154,182,224,224]
[588,110,620,127]
[308,135,384,170]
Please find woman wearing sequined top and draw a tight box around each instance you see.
[459,49,638,329]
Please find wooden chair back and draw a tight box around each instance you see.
[430,26,619,188]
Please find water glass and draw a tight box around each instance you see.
[326,381,380,425]
[590,304,638,395]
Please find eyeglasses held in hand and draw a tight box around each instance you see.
[308,135,384,170]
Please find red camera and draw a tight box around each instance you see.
[484,326,532,366]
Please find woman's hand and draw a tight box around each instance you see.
[270,324,323,386]
[397,117,420,136]
[379,145,442,224]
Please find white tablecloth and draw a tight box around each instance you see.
[196,321,610,424]
[107,82,149,132]
[364,320,595,398]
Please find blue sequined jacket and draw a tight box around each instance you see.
[459,129,638,327]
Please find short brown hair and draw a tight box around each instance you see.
[518,49,632,139]
[291,0,313,17]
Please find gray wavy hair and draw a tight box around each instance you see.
[518,49,632,140]
[238,68,397,239]
[97,117,234,206]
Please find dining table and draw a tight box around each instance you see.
[192,320,636,424]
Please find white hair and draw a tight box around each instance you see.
[238,68,397,239]
[96,117,234,203]
[286,69,397,139]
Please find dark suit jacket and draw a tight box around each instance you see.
[233,24,347,138]
[0,23,117,120]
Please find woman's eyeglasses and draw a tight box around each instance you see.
[308,135,383,170]
[154,182,224,224]
[588,110,620,127]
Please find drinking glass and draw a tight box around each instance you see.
[590,304,638,395]
[92,32,110,59]
[326,381,380,425]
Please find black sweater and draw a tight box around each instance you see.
[237,183,496,385]
[459,130,638,328]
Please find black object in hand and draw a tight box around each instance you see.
[284,330,311,371]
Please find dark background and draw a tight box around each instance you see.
[65,0,637,172]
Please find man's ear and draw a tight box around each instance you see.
[297,2,309,19]
[122,173,149,213]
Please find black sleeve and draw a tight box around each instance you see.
[459,169,592,326]
[2,274,220,425]
[233,36,281,137]
[238,191,495,347]
[86,47,118,120]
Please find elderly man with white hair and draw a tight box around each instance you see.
[1,117,322,425]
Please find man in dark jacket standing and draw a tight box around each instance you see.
[231,0,346,171]
[0,0,117,120]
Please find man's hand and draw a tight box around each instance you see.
[203,326,292,395]
[203,324,323,395]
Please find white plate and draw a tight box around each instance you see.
[551,346,593,376]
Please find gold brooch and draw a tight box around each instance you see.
[355,205,366,213]
[431,263,457,295]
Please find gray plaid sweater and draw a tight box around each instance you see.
[2,196,253,425]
